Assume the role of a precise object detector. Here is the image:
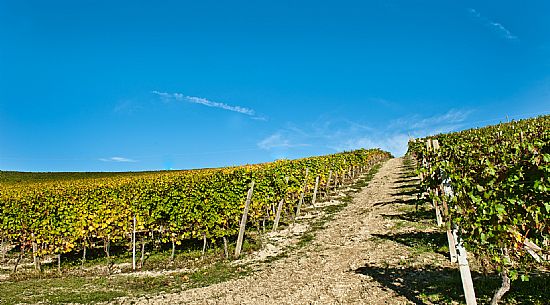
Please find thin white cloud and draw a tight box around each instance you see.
[468,8,481,18]
[257,133,309,150]
[251,115,269,121]
[337,110,471,156]
[333,134,411,157]
[391,109,471,131]
[259,109,472,157]
[258,134,291,150]
[468,8,518,40]
[186,96,255,116]
[152,91,257,116]
[151,91,175,100]
[99,157,137,163]
[489,22,517,40]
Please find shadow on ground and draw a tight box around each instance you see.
[392,183,420,190]
[355,264,465,304]
[373,169,428,208]
[354,264,550,305]
[373,197,422,207]
[380,207,434,222]
[394,178,420,184]
[397,172,418,180]
[361,158,550,305]
[392,189,422,197]
[371,231,448,256]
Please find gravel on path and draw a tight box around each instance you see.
[112,157,449,305]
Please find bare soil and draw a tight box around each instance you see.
[111,158,453,305]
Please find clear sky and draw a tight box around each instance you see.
[1,0,549,172]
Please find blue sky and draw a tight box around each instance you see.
[1,0,549,172]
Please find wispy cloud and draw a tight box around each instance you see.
[257,133,309,150]
[152,91,260,117]
[468,8,518,40]
[186,96,255,116]
[335,114,469,156]
[468,8,482,18]
[333,134,412,157]
[489,22,517,40]
[390,109,471,131]
[99,157,137,163]
[258,109,472,157]
[344,109,471,155]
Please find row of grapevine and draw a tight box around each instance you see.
[408,115,549,303]
[0,149,390,269]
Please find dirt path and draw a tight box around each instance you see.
[116,157,451,305]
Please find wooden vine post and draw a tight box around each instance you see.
[427,139,444,226]
[235,181,255,258]
[272,176,288,231]
[57,254,61,273]
[1,235,5,263]
[325,170,332,198]
[272,198,285,232]
[543,238,549,261]
[434,188,444,226]
[201,233,207,257]
[453,224,477,305]
[433,140,457,263]
[441,170,458,264]
[132,216,136,271]
[31,233,41,272]
[0,149,389,277]
[295,168,309,219]
[432,139,476,305]
[311,176,320,208]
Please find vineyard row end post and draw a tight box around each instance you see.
[235,181,255,258]
[311,176,320,208]
[430,139,476,305]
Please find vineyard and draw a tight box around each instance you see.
[1,114,549,304]
[0,149,390,273]
[408,115,549,304]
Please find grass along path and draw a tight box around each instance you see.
[2,158,547,304]
[0,163,381,305]
[110,158,420,304]
[113,157,550,305]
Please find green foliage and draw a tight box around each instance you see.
[408,115,550,277]
[0,149,390,260]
